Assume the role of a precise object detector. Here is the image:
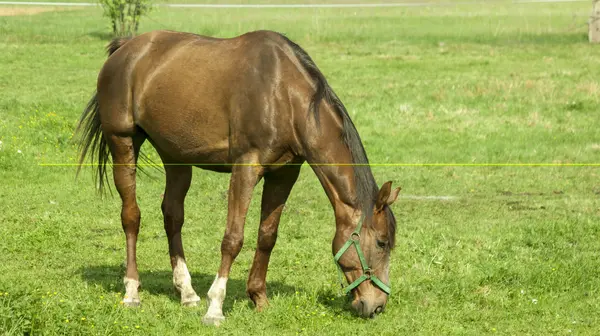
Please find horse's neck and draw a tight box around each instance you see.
[304,133,362,226]
[310,161,358,218]
[299,101,376,229]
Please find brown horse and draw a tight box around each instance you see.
[76,29,401,324]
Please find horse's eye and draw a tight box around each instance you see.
[376,239,387,249]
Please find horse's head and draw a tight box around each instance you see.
[333,181,400,318]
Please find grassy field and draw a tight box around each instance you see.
[1,1,599,335]
[0,0,508,4]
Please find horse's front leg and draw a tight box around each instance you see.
[202,159,263,326]
[246,164,301,310]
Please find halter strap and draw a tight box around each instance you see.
[333,213,391,295]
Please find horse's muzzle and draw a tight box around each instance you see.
[353,298,385,319]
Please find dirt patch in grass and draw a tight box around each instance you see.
[0,6,78,16]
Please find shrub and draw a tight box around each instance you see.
[98,0,153,37]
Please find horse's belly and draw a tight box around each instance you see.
[177,138,231,164]
[138,109,231,165]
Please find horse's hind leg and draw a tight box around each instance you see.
[108,132,145,307]
[161,165,200,306]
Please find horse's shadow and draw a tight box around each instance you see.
[80,265,299,312]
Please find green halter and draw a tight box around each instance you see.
[333,213,391,295]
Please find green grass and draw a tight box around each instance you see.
[1,1,599,335]
[1,0,511,4]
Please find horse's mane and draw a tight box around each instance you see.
[278,33,396,248]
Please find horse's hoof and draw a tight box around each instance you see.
[253,295,269,312]
[182,295,200,307]
[122,298,141,307]
[255,296,269,311]
[202,314,225,326]
[256,303,268,312]
[248,292,269,311]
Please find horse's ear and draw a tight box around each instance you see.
[375,181,401,212]
[387,186,401,206]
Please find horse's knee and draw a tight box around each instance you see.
[221,231,244,257]
[162,200,183,236]
[121,204,140,232]
[257,228,277,252]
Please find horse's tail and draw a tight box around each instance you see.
[75,37,132,194]
[75,93,110,194]
[106,37,131,56]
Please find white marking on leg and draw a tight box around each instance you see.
[173,257,200,306]
[122,277,140,306]
[202,275,227,326]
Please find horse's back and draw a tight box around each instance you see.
[97,30,306,166]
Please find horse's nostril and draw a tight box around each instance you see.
[375,306,383,314]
